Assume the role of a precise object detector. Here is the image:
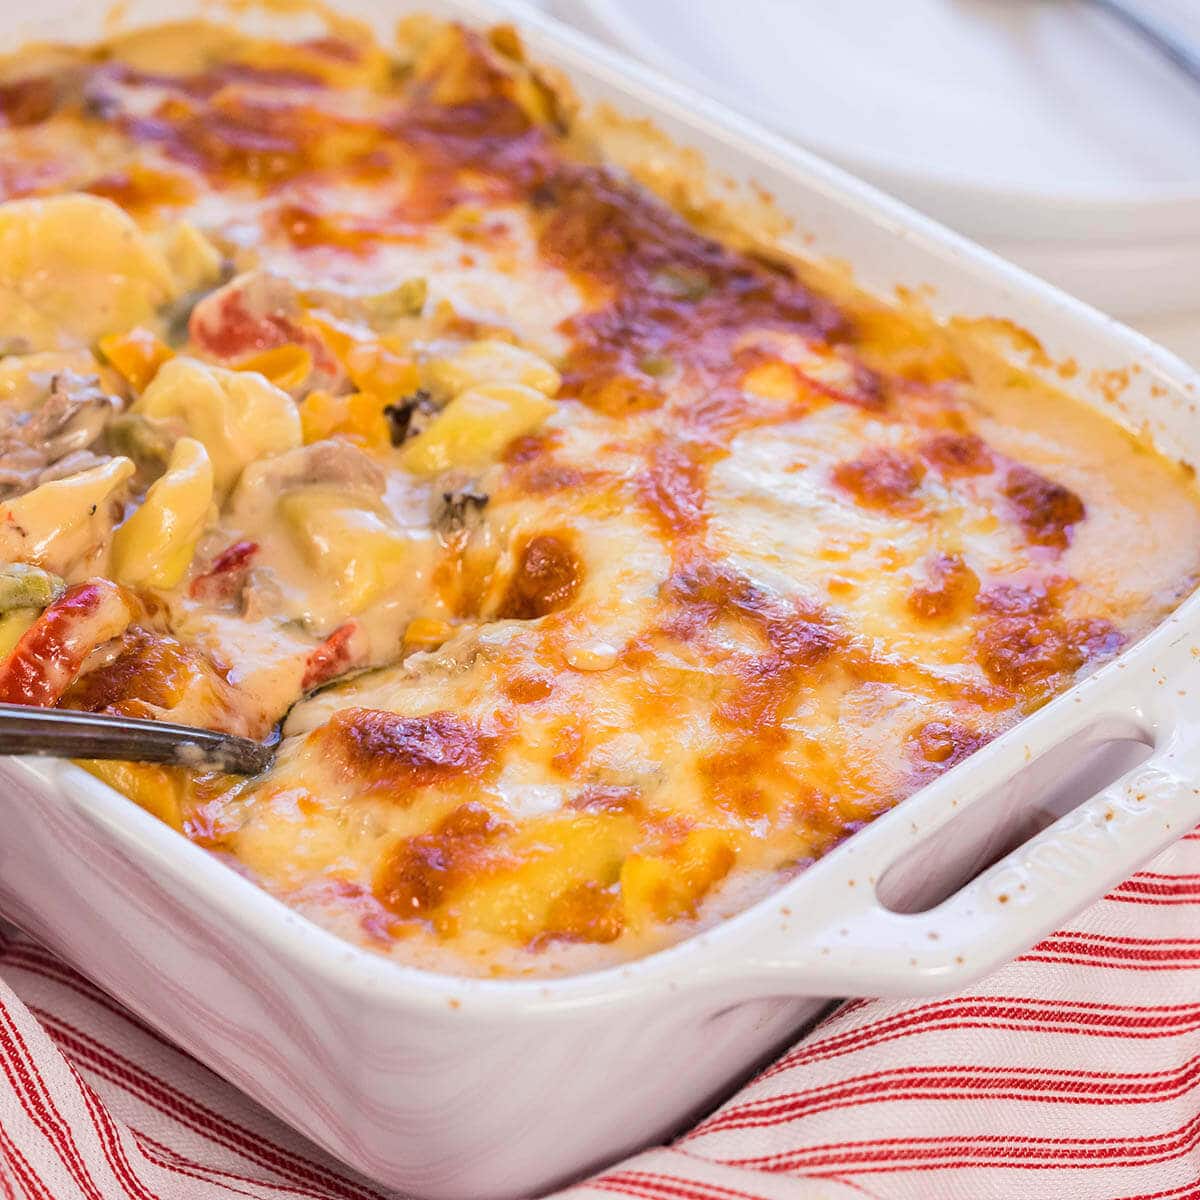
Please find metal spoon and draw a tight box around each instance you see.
[1086,0,1200,89]
[0,703,276,775]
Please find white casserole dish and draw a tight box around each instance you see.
[4,2,1200,1197]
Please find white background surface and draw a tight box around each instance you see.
[552,0,1200,207]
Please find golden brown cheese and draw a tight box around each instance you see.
[0,13,1197,976]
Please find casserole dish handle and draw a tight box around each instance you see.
[718,721,1200,1001]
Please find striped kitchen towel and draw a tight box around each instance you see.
[4,831,1200,1199]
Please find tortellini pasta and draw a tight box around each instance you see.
[134,357,302,498]
[437,813,633,941]
[107,21,247,73]
[111,437,214,590]
[401,382,555,475]
[423,339,560,398]
[279,487,412,615]
[160,220,224,296]
[0,194,177,352]
[619,829,737,931]
[362,278,427,328]
[0,457,135,575]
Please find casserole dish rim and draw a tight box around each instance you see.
[4,0,1200,1013]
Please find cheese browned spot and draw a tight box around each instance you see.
[971,583,1107,691]
[907,720,991,788]
[569,784,643,815]
[536,881,624,948]
[662,561,845,819]
[0,77,59,128]
[375,802,510,920]
[1003,463,1086,550]
[919,431,993,477]
[832,448,926,511]
[1071,617,1127,663]
[638,440,707,537]
[497,534,582,619]
[501,670,555,704]
[326,708,501,795]
[64,626,212,715]
[907,553,979,622]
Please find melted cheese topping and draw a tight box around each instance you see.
[0,15,1197,976]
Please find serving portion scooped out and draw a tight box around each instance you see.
[0,13,1198,978]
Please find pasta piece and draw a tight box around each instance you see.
[226,20,391,90]
[401,382,555,475]
[111,437,214,590]
[620,829,737,930]
[134,357,302,498]
[280,488,411,615]
[424,339,560,398]
[160,220,223,296]
[0,194,176,352]
[406,20,559,128]
[0,457,134,575]
[362,278,427,327]
[78,761,184,831]
[106,20,246,73]
[426,812,634,942]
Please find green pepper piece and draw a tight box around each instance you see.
[0,564,66,613]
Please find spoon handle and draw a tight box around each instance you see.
[1090,0,1200,88]
[0,703,275,775]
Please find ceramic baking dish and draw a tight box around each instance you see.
[5,1,1200,1197]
